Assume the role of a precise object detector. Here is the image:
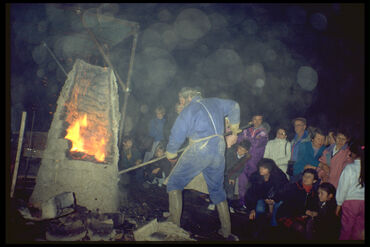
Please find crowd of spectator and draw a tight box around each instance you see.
[117,95,364,242]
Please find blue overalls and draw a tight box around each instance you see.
[166,96,240,205]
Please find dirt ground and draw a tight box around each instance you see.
[7,177,301,243]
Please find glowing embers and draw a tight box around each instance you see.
[65,113,107,162]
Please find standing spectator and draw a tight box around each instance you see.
[324,130,336,147]
[291,128,326,183]
[335,140,365,240]
[275,168,320,240]
[118,135,143,185]
[318,130,353,188]
[306,182,340,241]
[246,158,289,227]
[144,105,167,162]
[264,127,291,176]
[287,117,311,178]
[164,102,184,142]
[236,113,269,210]
[165,87,241,240]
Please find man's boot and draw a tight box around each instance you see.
[168,190,182,227]
[216,200,239,241]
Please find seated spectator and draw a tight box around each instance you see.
[144,105,167,162]
[263,127,291,176]
[144,141,173,187]
[236,113,269,210]
[317,129,353,188]
[291,128,326,183]
[305,182,340,240]
[275,168,320,240]
[118,135,143,186]
[246,158,289,227]
[335,140,365,240]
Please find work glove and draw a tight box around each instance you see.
[229,123,242,135]
[166,151,178,165]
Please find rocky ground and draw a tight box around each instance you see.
[7,177,298,243]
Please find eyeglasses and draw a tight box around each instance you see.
[294,124,305,127]
[278,132,287,136]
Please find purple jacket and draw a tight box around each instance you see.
[237,126,269,174]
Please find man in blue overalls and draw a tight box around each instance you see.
[165,87,241,241]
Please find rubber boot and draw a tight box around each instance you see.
[168,190,182,227]
[216,200,239,241]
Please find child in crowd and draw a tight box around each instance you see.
[335,140,365,240]
[305,182,340,240]
[275,168,320,240]
[144,141,173,187]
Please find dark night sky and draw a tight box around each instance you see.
[7,3,366,142]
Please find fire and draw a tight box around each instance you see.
[65,113,107,162]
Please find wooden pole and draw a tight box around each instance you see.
[10,111,27,198]
[119,32,138,144]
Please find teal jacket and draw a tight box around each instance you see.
[293,141,325,176]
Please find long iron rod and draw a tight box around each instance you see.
[118,123,252,175]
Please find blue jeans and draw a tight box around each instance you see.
[255,199,283,226]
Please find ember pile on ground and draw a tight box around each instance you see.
[8,177,298,243]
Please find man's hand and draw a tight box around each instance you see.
[168,158,177,165]
[249,209,256,220]
[336,205,341,216]
[319,162,330,173]
[135,160,142,166]
[166,151,178,165]
[305,210,318,217]
[226,134,238,148]
[264,199,275,205]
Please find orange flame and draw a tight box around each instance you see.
[64,113,107,162]
[64,78,110,163]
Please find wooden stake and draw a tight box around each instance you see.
[10,111,27,198]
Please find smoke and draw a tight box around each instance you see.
[9,3,364,138]
[174,8,211,40]
[297,66,318,91]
